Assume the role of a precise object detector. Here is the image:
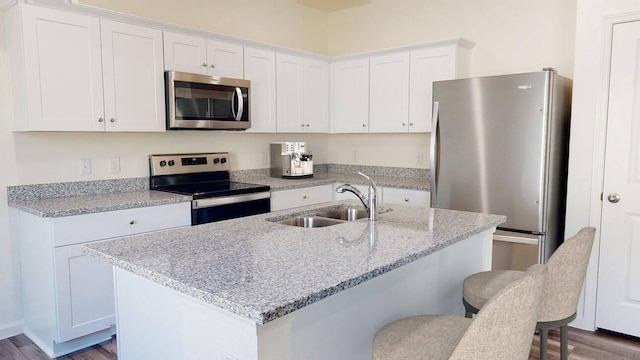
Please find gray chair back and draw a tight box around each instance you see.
[539,226,596,322]
[450,264,548,360]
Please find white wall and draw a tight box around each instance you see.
[328,0,577,78]
[0,11,22,339]
[565,0,640,330]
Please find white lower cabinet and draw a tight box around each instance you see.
[15,202,191,358]
[382,187,430,207]
[270,185,333,211]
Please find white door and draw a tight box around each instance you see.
[101,20,165,132]
[330,58,370,133]
[596,20,640,338]
[207,40,244,78]
[369,52,410,133]
[276,53,304,132]
[163,31,208,75]
[21,5,105,131]
[303,58,329,133]
[244,47,277,132]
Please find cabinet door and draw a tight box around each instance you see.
[54,243,115,342]
[369,52,410,133]
[101,20,165,132]
[383,187,430,207]
[270,185,333,211]
[331,58,370,133]
[163,31,208,75]
[244,47,277,132]
[207,40,244,78]
[409,46,457,132]
[276,53,304,133]
[303,59,329,133]
[19,5,105,131]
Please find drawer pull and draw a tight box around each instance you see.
[303,195,307,199]
[129,220,136,225]
[404,198,409,202]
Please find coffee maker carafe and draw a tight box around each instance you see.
[270,142,313,178]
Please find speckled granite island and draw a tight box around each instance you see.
[84,200,504,360]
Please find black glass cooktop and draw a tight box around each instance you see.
[158,181,270,199]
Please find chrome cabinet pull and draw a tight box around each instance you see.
[129,220,135,225]
[98,117,104,123]
[402,123,407,126]
[110,118,115,123]
[202,63,207,68]
[404,198,409,202]
[210,64,215,68]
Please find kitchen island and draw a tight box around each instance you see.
[84,200,505,360]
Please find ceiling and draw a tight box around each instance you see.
[296,0,371,13]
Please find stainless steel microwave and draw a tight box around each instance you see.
[165,71,250,130]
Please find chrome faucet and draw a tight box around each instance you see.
[336,171,378,221]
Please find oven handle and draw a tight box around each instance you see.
[192,192,270,209]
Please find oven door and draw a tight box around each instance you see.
[191,192,270,225]
[166,71,250,130]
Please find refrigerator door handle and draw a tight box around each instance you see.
[430,101,440,206]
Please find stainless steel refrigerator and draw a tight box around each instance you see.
[430,69,572,267]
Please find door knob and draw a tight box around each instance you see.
[608,193,621,203]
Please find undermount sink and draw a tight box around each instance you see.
[278,216,345,228]
[313,208,368,221]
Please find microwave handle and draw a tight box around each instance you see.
[234,87,244,121]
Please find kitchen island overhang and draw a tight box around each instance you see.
[84,200,505,359]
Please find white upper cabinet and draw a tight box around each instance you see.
[331,58,370,133]
[7,5,104,131]
[276,53,304,133]
[244,47,277,132]
[6,5,165,132]
[101,20,165,132]
[163,31,243,78]
[369,52,410,133]
[409,45,460,133]
[277,54,329,133]
[303,58,329,133]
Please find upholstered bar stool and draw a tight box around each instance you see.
[462,227,596,360]
[372,264,548,360]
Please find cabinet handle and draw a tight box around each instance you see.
[402,123,407,126]
[210,64,215,68]
[301,124,305,127]
[129,220,136,225]
[409,123,414,126]
[306,124,310,127]
[202,63,207,68]
[404,198,409,202]
[362,124,366,127]
[110,118,116,123]
[303,195,307,199]
[98,117,104,123]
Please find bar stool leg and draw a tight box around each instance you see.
[560,324,569,360]
[539,328,548,360]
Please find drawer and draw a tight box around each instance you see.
[382,187,430,207]
[52,202,191,247]
[270,185,333,211]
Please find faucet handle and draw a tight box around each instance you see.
[357,171,377,191]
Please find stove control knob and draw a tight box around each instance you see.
[213,158,220,164]
[221,157,227,164]
[159,160,167,167]
[168,160,175,166]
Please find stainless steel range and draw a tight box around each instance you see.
[149,152,270,225]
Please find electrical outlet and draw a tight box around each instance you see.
[416,152,424,165]
[80,159,91,175]
[109,157,121,174]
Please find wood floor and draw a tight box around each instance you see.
[1,327,639,359]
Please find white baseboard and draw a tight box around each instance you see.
[0,319,24,340]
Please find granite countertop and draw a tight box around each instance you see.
[9,190,192,218]
[7,171,428,218]
[84,200,505,324]
[249,173,429,192]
